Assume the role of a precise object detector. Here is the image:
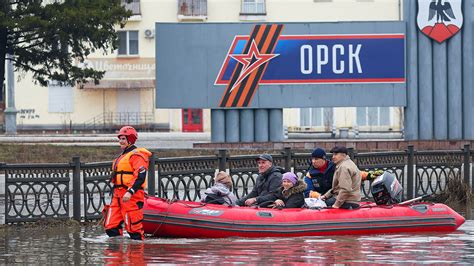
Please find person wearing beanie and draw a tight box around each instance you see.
[202,171,237,206]
[269,172,307,209]
[303,148,336,198]
[236,153,283,207]
[104,126,152,241]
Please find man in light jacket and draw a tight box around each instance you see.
[321,146,361,209]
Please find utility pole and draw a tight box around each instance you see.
[5,54,17,135]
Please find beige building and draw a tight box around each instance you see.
[10,0,403,134]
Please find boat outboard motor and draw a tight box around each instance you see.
[370,172,403,205]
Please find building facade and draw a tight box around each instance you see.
[8,0,403,134]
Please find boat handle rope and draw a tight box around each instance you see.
[151,197,176,236]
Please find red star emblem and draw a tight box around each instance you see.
[229,40,279,92]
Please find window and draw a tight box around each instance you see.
[300,108,333,128]
[121,0,141,15]
[178,0,207,17]
[48,81,73,113]
[356,107,390,126]
[118,31,139,56]
[241,0,266,15]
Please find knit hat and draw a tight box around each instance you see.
[214,171,233,189]
[282,172,298,186]
[311,148,326,159]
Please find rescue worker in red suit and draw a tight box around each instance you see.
[103,126,152,240]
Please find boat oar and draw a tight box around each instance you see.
[397,194,432,206]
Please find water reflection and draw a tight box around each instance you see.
[0,221,473,264]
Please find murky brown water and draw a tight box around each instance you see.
[1,220,473,264]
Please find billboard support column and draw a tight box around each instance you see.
[225,109,239,142]
[404,0,419,140]
[447,33,463,139]
[462,0,474,139]
[240,109,254,142]
[433,42,448,140]
[418,31,434,140]
[269,109,283,142]
[255,109,269,142]
[211,109,225,142]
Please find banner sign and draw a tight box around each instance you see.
[215,28,405,107]
[216,35,405,85]
[156,22,406,109]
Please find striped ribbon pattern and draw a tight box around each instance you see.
[219,24,284,108]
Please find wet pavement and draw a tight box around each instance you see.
[1,220,473,264]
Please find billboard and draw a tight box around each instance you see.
[156,22,406,109]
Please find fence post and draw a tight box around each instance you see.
[407,145,415,199]
[283,147,292,171]
[218,149,227,172]
[157,159,162,198]
[1,162,6,223]
[348,147,355,160]
[148,153,156,196]
[463,144,470,186]
[72,156,81,222]
[463,145,472,220]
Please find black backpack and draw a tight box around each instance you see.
[204,193,226,205]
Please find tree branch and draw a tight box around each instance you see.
[15,40,49,51]
[9,57,42,73]
[8,0,22,5]
[10,32,50,45]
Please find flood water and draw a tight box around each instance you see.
[1,220,473,264]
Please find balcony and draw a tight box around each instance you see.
[122,0,141,21]
[178,0,207,21]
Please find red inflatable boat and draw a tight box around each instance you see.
[142,196,465,238]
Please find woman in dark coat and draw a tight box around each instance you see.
[270,172,307,208]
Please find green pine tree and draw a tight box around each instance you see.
[0,0,132,96]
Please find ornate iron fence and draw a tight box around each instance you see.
[354,150,407,199]
[414,150,464,197]
[156,155,217,201]
[82,161,112,221]
[3,163,71,223]
[1,145,472,223]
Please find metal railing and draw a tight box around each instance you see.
[3,162,72,223]
[178,0,207,17]
[2,145,473,223]
[82,112,154,130]
[82,160,113,221]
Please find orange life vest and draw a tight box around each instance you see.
[112,148,151,189]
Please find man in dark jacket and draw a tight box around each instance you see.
[303,148,336,198]
[237,154,283,207]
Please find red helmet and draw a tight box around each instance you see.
[118,126,138,144]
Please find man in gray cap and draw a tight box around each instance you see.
[237,153,283,207]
